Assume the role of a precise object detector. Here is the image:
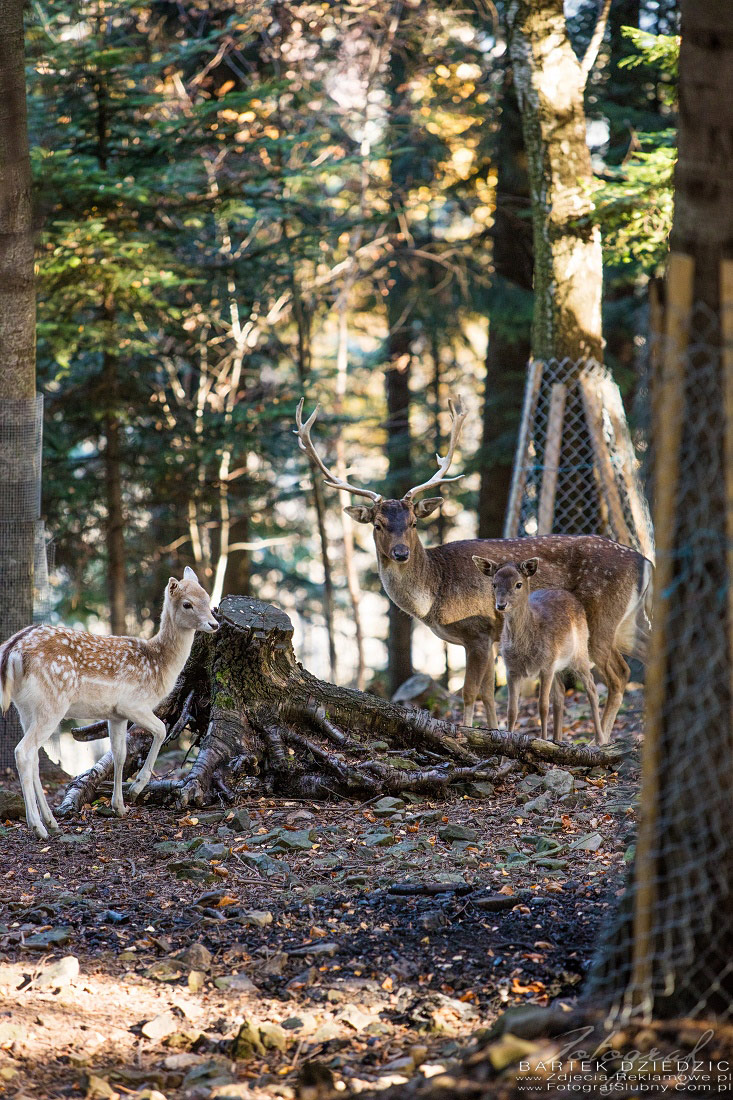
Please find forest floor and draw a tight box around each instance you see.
[0,687,643,1100]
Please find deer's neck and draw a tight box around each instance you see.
[148,607,196,689]
[502,598,535,649]
[377,538,437,621]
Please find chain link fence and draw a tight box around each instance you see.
[504,358,654,560]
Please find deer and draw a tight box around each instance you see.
[472,556,604,743]
[0,566,218,839]
[295,394,652,740]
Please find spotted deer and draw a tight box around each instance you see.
[0,567,218,839]
[472,557,604,743]
[296,396,652,738]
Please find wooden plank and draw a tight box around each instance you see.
[579,374,632,546]
[629,251,694,1019]
[503,359,543,537]
[599,375,655,561]
[537,382,566,534]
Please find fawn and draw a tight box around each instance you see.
[472,556,605,744]
[0,567,218,838]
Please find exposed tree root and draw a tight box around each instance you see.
[58,597,624,816]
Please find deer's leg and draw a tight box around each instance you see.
[578,662,606,745]
[124,708,167,798]
[506,674,520,733]
[32,769,59,833]
[538,671,552,741]
[597,649,629,740]
[108,718,129,817]
[552,675,566,743]
[478,641,499,728]
[462,642,491,728]
[15,718,61,840]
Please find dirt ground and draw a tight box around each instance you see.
[0,688,643,1100]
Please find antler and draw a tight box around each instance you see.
[295,399,383,503]
[402,395,467,500]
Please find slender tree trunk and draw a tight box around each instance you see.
[385,27,413,694]
[0,0,36,768]
[478,64,533,538]
[101,308,126,635]
[506,0,603,364]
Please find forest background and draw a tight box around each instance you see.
[27,0,677,695]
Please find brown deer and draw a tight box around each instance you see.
[295,396,652,738]
[472,557,604,743]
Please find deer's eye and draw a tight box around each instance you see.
[374,523,382,531]
[182,600,193,609]
[515,582,522,589]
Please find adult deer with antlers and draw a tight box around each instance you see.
[296,396,651,739]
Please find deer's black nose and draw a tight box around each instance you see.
[496,602,507,612]
[391,545,410,562]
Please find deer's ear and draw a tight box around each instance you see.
[344,505,376,525]
[183,565,198,583]
[520,557,539,577]
[168,577,179,591]
[472,556,498,577]
[414,497,443,519]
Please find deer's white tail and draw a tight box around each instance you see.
[615,558,654,662]
[0,627,34,715]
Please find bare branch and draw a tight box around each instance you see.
[580,0,612,81]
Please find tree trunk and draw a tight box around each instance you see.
[385,27,414,694]
[56,596,625,817]
[506,0,603,364]
[0,0,36,769]
[478,64,533,539]
[102,341,127,635]
[590,0,733,1019]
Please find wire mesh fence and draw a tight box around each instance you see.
[504,357,654,560]
[585,260,733,1034]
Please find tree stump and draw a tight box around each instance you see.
[57,597,625,815]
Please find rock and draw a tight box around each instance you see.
[260,952,288,976]
[288,941,339,958]
[214,973,257,993]
[243,910,272,929]
[187,970,206,993]
[391,674,453,715]
[178,943,212,971]
[286,967,317,990]
[438,823,478,843]
[336,1003,373,1032]
[231,1019,265,1058]
[196,842,231,861]
[541,769,574,797]
[364,830,397,847]
[311,1019,342,1043]
[571,831,604,851]
[517,774,544,795]
[0,790,27,820]
[421,911,449,932]
[57,832,91,844]
[486,1032,540,1071]
[23,926,72,949]
[523,792,552,814]
[271,828,315,851]
[258,1021,289,1051]
[466,780,495,799]
[145,959,186,982]
[372,796,406,817]
[142,1011,180,1042]
[282,1016,304,1030]
[163,1054,205,1071]
[85,1075,117,1099]
[35,954,79,990]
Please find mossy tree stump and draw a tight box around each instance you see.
[58,597,624,815]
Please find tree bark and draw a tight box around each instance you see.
[478,64,533,539]
[57,597,623,816]
[0,0,37,769]
[102,338,127,636]
[385,26,414,694]
[506,0,603,364]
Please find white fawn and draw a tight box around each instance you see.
[472,556,605,745]
[0,567,218,839]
